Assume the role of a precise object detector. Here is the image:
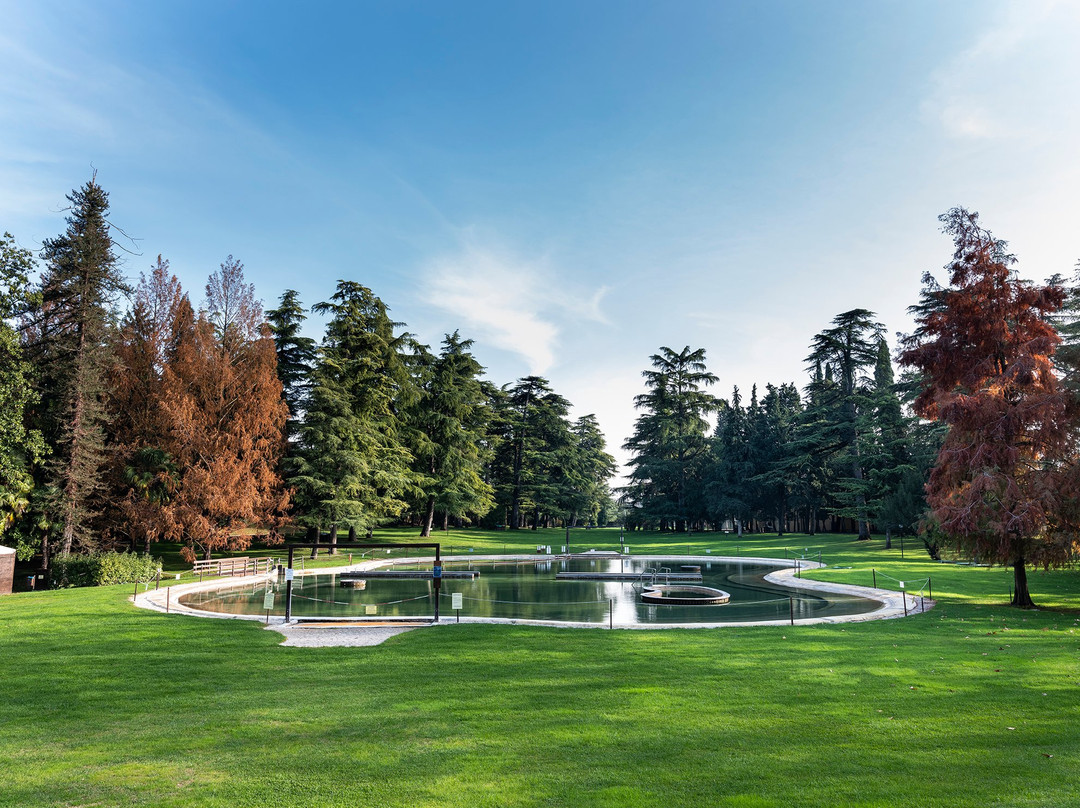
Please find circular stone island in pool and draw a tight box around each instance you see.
[641,584,730,605]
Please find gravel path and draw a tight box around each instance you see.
[266,622,425,647]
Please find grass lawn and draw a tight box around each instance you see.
[2,529,1079,807]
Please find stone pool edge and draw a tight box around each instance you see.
[132,553,931,629]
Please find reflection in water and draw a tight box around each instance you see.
[179,557,880,625]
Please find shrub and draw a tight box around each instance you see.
[50,551,162,588]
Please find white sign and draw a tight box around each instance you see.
[452,592,463,610]
[365,604,377,615]
[284,568,294,581]
[263,590,275,610]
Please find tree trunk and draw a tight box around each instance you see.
[884,526,892,550]
[420,496,435,537]
[442,511,449,532]
[307,524,319,558]
[1011,556,1035,608]
[328,523,338,556]
[348,525,357,542]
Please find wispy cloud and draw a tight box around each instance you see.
[422,242,609,374]
[922,0,1080,141]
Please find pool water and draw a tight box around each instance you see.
[178,557,881,625]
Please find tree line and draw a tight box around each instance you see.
[3,179,1079,606]
[620,321,941,545]
[621,208,1080,606]
[0,178,616,565]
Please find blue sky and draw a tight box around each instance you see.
[2,0,1079,477]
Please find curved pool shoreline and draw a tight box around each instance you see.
[133,553,932,630]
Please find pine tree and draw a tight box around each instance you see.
[623,346,717,532]
[488,376,574,530]
[748,383,802,536]
[266,289,316,442]
[706,387,754,535]
[410,331,495,536]
[565,414,617,527]
[805,309,884,539]
[291,281,418,533]
[28,177,130,555]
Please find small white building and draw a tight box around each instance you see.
[0,545,14,596]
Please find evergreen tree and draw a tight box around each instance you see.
[484,377,576,529]
[0,233,46,555]
[785,365,837,535]
[292,281,418,533]
[1049,260,1080,393]
[706,387,754,535]
[27,177,130,555]
[565,414,617,526]
[805,309,884,539]
[623,346,717,532]
[861,338,918,547]
[266,289,316,442]
[748,383,802,536]
[410,331,495,536]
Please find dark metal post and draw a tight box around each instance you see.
[873,568,877,588]
[928,576,932,601]
[903,593,908,617]
[166,587,170,613]
[433,544,441,623]
[285,545,294,622]
[789,597,794,625]
[609,599,613,630]
[156,570,160,590]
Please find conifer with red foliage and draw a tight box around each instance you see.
[901,208,1079,607]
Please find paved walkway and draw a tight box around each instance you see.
[268,622,423,647]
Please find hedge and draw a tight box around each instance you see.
[50,551,162,588]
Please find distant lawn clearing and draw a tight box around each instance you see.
[2,529,1078,808]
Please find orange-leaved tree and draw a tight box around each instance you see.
[109,256,185,552]
[900,208,1079,607]
[160,258,289,562]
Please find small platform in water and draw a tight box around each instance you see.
[555,572,703,582]
[339,570,480,580]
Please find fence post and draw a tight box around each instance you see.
[872,568,876,588]
[789,597,794,626]
[166,587,170,614]
[928,576,932,601]
[609,599,613,630]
